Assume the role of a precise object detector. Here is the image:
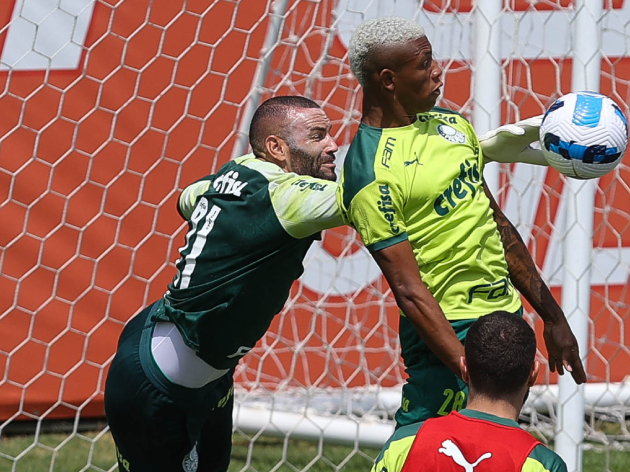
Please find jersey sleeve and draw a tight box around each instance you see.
[344,175,408,253]
[522,444,568,472]
[370,423,420,472]
[178,177,213,220]
[269,175,343,239]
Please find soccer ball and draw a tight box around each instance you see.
[539,91,628,179]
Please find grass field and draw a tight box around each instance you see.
[1,430,629,472]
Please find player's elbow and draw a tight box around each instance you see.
[389,281,424,314]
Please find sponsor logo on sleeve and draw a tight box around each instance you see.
[377,184,400,234]
[292,179,328,191]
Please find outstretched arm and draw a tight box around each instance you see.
[484,183,587,384]
[479,115,548,166]
[372,241,465,378]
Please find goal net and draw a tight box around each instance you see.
[0,0,628,471]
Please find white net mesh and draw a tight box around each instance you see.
[0,0,629,471]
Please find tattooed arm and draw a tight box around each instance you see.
[484,183,587,384]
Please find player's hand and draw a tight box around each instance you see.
[542,320,587,384]
[478,115,548,165]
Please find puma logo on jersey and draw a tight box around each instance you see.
[213,170,248,196]
[404,153,423,167]
[438,440,492,471]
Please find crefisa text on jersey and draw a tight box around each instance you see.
[433,159,481,216]
[377,184,400,234]
[213,170,248,196]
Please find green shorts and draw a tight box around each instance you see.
[104,302,235,472]
[394,308,523,428]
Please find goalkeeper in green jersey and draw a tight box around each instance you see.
[104,96,341,472]
[338,17,587,428]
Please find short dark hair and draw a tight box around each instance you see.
[248,96,321,155]
[465,311,536,398]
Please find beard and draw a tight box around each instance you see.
[287,143,336,181]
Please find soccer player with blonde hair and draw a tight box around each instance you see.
[338,16,586,428]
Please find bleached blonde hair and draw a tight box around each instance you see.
[348,17,426,87]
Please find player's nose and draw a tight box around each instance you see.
[432,60,443,79]
[326,135,339,154]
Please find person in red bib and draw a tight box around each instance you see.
[371,311,567,472]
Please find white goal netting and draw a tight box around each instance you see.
[0,0,629,471]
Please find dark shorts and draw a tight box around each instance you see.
[395,308,523,428]
[104,302,235,472]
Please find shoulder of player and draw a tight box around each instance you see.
[222,154,275,183]
[340,124,404,209]
[522,444,568,472]
[179,156,283,208]
[178,175,214,219]
[375,422,423,462]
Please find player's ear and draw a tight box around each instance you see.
[459,356,469,384]
[380,69,396,92]
[528,360,540,387]
[265,135,288,164]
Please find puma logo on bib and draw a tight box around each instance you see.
[438,439,492,471]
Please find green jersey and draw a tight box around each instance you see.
[152,155,342,369]
[337,107,521,320]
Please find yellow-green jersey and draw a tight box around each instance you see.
[372,410,567,472]
[337,107,522,321]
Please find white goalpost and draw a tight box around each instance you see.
[0,1,629,472]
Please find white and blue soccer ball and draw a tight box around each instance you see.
[539,91,628,179]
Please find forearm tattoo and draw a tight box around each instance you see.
[485,185,561,321]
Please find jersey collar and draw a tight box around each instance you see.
[458,409,521,428]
